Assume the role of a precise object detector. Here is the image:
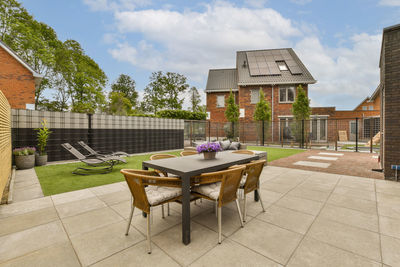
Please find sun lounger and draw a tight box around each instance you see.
[77,141,129,158]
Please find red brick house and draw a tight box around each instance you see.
[0,40,42,109]
[311,85,381,142]
[205,48,316,141]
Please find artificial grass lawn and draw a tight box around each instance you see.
[35,147,304,196]
[35,150,182,196]
[247,146,305,162]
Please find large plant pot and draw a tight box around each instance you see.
[203,151,216,160]
[15,154,35,169]
[35,154,48,166]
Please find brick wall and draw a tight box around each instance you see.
[206,91,239,122]
[0,46,35,109]
[381,25,400,179]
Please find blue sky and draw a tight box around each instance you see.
[20,0,400,109]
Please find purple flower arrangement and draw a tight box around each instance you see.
[196,142,222,153]
[13,147,36,156]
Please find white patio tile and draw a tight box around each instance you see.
[381,234,400,267]
[308,156,338,161]
[275,195,324,216]
[0,197,53,219]
[327,193,377,214]
[51,189,96,206]
[55,197,106,218]
[293,161,331,168]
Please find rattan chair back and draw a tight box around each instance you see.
[180,151,198,157]
[219,166,246,206]
[232,150,255,155]
[121,169,181,213]
[243,160,266,194]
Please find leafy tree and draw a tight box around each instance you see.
[58,40,107,113]
[111,74,138,108]
[253,89,271,144]
[292,85,311,120]
[108,92,133,116]
[188,86,201,112]
[253,89,271,122]
[142,71,189,113]
[224,89,239,139]
[291,85,311,145]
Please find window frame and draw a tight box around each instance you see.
[277,61,288,71]
[250,89,260,104]
[362,106,367,111]
[216,95,225,108]
[279,86,296,103]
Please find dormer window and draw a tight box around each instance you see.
[277,61,288,71]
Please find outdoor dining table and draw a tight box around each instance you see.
[142,151,259,245]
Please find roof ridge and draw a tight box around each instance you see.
[208,68,237,71]
[237,48,292,53]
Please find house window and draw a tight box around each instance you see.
[362,106,367,111]
[279,86,295,103]
[250,90,260,104]
[276,61,288,71]
[369,105,374,110]
[216,95,225,108]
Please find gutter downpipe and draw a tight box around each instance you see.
[271,84,275,142]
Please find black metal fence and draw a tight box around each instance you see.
[184,117,380,153]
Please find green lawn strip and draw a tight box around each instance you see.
[35,150,182,196]
[246,146,305,162]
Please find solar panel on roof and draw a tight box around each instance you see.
[288,65,303,74]
[285,60,297,67]
[273,55,284,61]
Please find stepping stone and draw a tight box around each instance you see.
[293,161,331,168]
[372,155,378,159]
[308,156,338,161]
[319,152,344,156]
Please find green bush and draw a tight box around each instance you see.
[156,110,207,120]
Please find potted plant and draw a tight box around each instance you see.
[35,119,52,166]
[13,147,36,169]
[196,142,222,160]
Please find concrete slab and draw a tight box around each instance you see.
[319,152,344,156]
[293,161,331,168]
[308,156,339,161]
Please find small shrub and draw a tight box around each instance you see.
[13,147,36,156]
[156,110,207,120]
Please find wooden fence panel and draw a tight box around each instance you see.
[0,90,11,200]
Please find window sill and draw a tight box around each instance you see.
[279,101,294,104]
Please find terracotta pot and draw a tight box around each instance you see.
[35,154,48,166]
[203,151,216,160]
[15,154,35,169]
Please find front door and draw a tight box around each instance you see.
[310,118,327,142]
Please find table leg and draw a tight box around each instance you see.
[142,163,148,218]
[182,174,191,245]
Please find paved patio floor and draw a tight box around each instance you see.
[1,166,400,266]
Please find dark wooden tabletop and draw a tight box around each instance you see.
[142,151,259,177]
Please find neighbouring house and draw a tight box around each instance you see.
[379,23,400,180]
[205,48,316,141]
[0,40,42,109]
[311,85,381,143]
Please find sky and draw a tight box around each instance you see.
[19,0,400,110]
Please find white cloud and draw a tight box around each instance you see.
[83,0,151,11]
[245,0,268,8]
[111,1,300,82]
[103,1,381,109]
[296,33,381,108]
[379,0,400,6]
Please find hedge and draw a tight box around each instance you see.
[155,110,207,120]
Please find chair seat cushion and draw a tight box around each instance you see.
[192,182,221,200]
[145,186,182,206]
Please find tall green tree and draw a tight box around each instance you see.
[111,74,138,108]
[142,71,189,113]
[292,85,311,120]
[224,89,239,139]
[253,89,271,122]
[108,92,133,116]
[58,40,107,113]
[188,86,201,112]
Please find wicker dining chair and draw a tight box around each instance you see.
[240,159,267,222]
[232,150,255,155]
[180,151,198,157]
[191,165,246,244]
[149,154,179,217]
[121,169,182,254]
